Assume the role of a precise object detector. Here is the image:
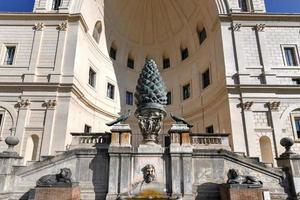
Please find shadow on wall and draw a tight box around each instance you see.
[89,148,109,200]
[196,183,221,200]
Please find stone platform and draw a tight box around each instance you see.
[220,184,268,200]
[30,185,80,200]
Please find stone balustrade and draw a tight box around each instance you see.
[190,133,231,150]
[70,132,110,149]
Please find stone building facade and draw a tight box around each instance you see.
[0,0,299,167]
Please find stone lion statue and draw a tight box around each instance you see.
[36,168,72,187]
[227,169,263,187]
[142,164,156,184]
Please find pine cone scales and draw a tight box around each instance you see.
[135,59,167,108]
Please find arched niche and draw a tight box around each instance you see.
[259,136,274,165]
[24,134,40,163]
[93,21,102,44]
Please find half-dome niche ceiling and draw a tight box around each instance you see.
[104,0,217,46]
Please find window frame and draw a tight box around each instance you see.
[290,113,300,141]
[198,28,207,45]
[52,0,62,10]
[127,57,134,69]
[109,46,117,60]
[107,82,115,100]
[238,0,250,12]
[181,48,189,61]
[163,57,171,69]
[202,68,211,89]
[84,124,92,133]
[88,67,97,88]
[166,91,172,105]
[0,111,6,140]
[2,44,17,66]
[281,45,300,67]
[206,125,214,134]
[126,91,134,105]
[182,82,191,101]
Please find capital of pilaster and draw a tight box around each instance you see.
[57,21,68,31]
[33,22,45,31]
[254,24,266,32]
[43,100,57,109]
[241,101,254,111]
[16,99,31,109]
[231,23,242,31]
[266,101,280,111]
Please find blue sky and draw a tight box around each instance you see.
[0,0,299,13]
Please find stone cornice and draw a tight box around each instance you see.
[220,13,300,23]
[0,13,89,32]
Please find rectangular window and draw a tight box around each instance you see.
[292,78,300,85]
[110,47,117,60]
[163,58,170,69]
[52,0,61,10]
[206,125,214,134]
[284,47,298,66]
[88,68,96,87]
[126,91,133,105]
[84,124,91,133]
[239,0,249,11]
[3,46,16,65]
[107,83,115,99]
[167,91,172,105]
[198,28,207,45]
[127,58,134,69]
[181,48,189,61]
[202,69,211,89]
[295,118,300,138]
[183,83,191,100]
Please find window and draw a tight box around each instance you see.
[167,92,172,105]
[181,48,189,61]
[110,46,117,60]
[202,69,211,89]
[198,28,207,45]
[92,21,102,43]
[88,68,96,87]
[292,78,300,85]
[183,83,191,100]
[107,83,115,99]
[52,0,61,10]
[163,57,170,69]
[127,58,134,69]
[239,0,249,12]
[206,125,214,133]
[84,124,92,133]
[126,91,133,105]
[294,117,300,138]
[284,47,299,66]
[3,46,16,65]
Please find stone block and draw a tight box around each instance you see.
[32,185,80,200]
[220,184,267,200]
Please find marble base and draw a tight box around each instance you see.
[32,185,80,200]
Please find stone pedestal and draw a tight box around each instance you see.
[110,124,132,147]
[220,184,267,200]
[32,185,80,200]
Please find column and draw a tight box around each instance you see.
[120,153,131,194]
[24,23,44,82]
[40,100,57,157]
[182,153,193,199]
[50,22,68,83]
[14,99,30,155]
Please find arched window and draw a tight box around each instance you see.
[25,135,39,163]
[109,42,117,60]
[259,136,274,164]
[92,21,102,44]
[180,45,189,61]
[197,24,207,45]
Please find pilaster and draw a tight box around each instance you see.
[241,101,255,156]
[40,100,57,157]
[24,23,44,82]
[14,99,30,155]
